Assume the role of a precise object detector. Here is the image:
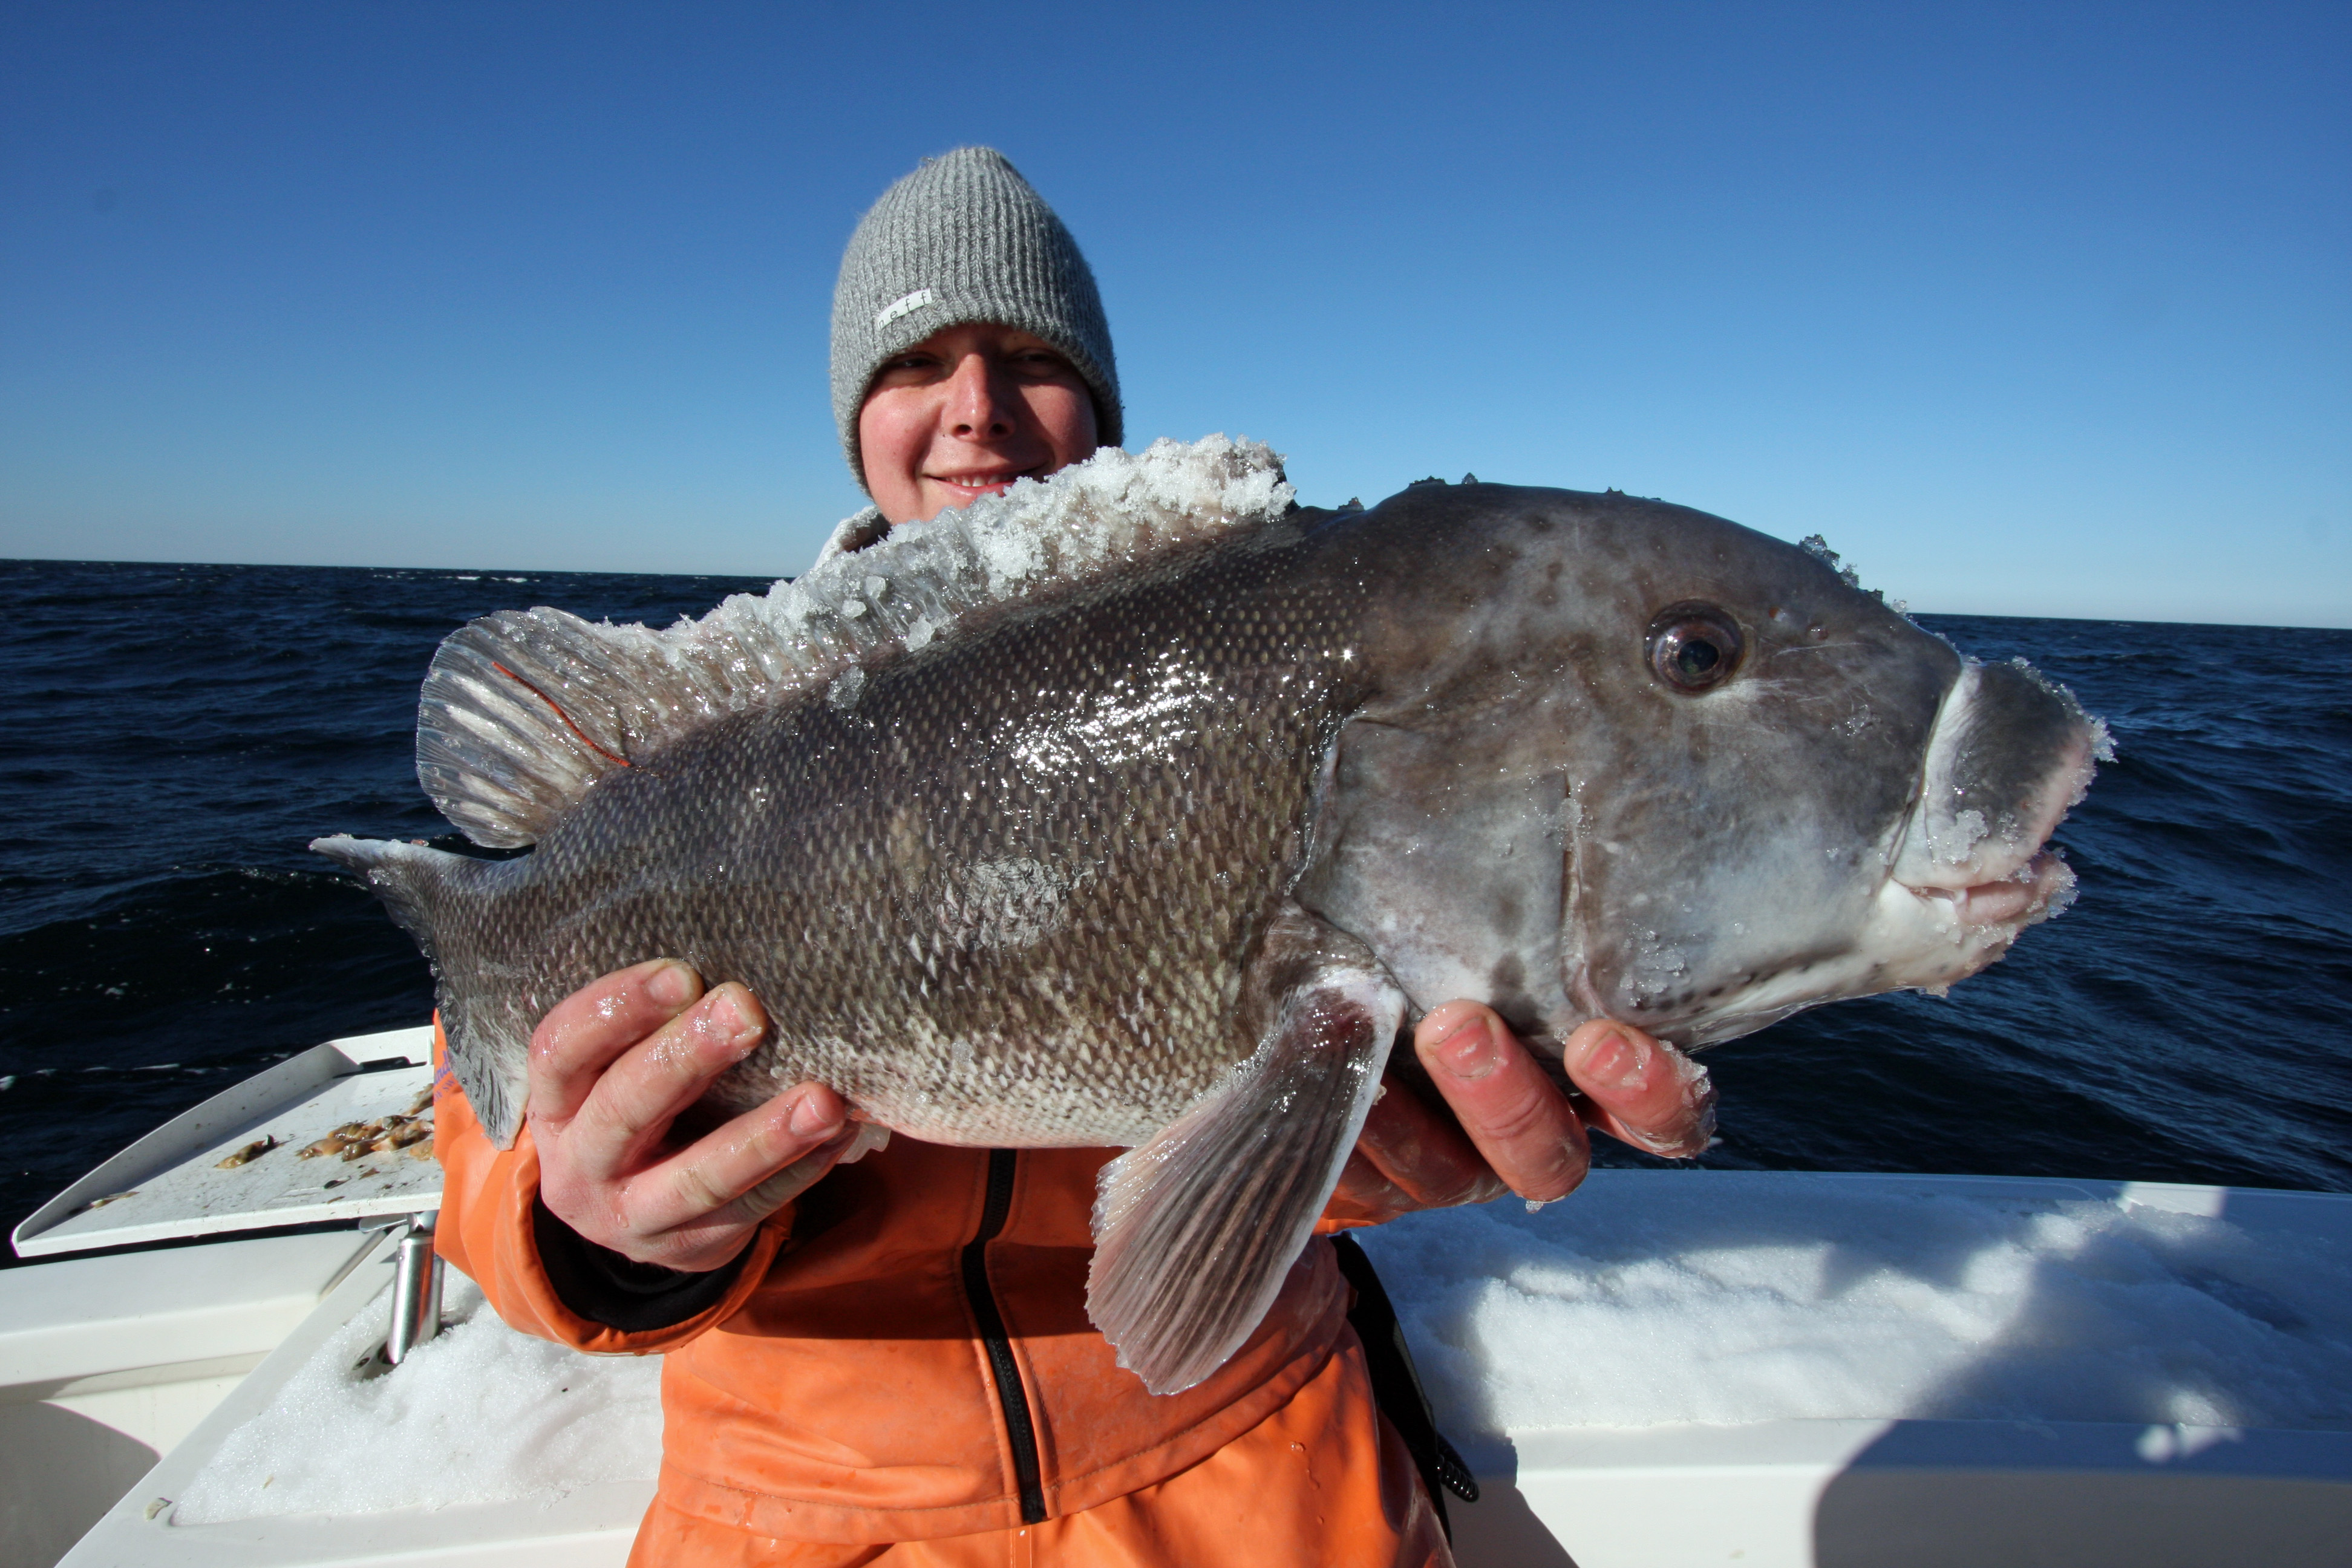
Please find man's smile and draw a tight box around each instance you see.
[927,465,1044,495]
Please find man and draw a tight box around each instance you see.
[435,148,1714,1566]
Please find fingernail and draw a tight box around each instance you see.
[1579,1027,1648,1091]
[646,962,697,1009]
[708,990,762,1048]
[1432,1017,1500,1080]
[789,1092,840,1138]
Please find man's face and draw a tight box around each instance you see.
[858,323,1100,526]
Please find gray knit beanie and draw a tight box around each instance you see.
[831,148,1122,489]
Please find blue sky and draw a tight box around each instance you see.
[2,1,2345,625]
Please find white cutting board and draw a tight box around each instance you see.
[11,1025,440,1258]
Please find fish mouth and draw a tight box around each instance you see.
[1861,656,2102,995]
[1889,658,2105,913]
[1904,849,2076,930]
[1892,727,2090,935]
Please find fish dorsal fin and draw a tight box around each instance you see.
[417,435,1295,846]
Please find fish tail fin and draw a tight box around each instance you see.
[311,834,532,1148]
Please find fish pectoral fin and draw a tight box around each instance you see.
[1086,909,1403,1396]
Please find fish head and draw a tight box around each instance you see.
[1311,483,2105,1051]
[1541,499,2105,1045]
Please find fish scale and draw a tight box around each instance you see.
[422,541,1362,1151]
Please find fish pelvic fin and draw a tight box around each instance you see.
[310,834,531,1148]
[1087,906,1403,1396]
[415,436,1295,849]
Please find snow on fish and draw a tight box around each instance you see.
[316,436,2105,1393]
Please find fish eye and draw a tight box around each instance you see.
[1646,604,1745,693]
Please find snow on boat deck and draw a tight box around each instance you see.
[1362,1170,2352,1459]
[168,1171,2352,1526]
[173,1275,660,1524]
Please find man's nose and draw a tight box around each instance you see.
[943,352,1013,437]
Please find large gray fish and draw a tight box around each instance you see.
[316,437,2103,1393]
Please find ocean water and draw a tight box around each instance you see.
[2,559,2348,1255]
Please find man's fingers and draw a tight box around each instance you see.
[625,1081,849,1238]
[1353,1072,1511,1210]
[1560,1020,1717,1158]
[1414,1001,1590,1204]
[565,982,769,1179]
[528,960,705,1123]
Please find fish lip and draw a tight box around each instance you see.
[1898,850,2072,928]
[1891,675,2102,892]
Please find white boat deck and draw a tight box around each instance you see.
[0,1231,382,1567]
[47,1230,653,1568]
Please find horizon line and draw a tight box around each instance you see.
[5,552,2345,634]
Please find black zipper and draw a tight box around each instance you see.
[961,1148,1047,1523]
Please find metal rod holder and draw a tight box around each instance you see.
[384,1212,443,1366]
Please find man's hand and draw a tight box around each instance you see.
[528,959,852,1272]
[1330,1003,1717,1226]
